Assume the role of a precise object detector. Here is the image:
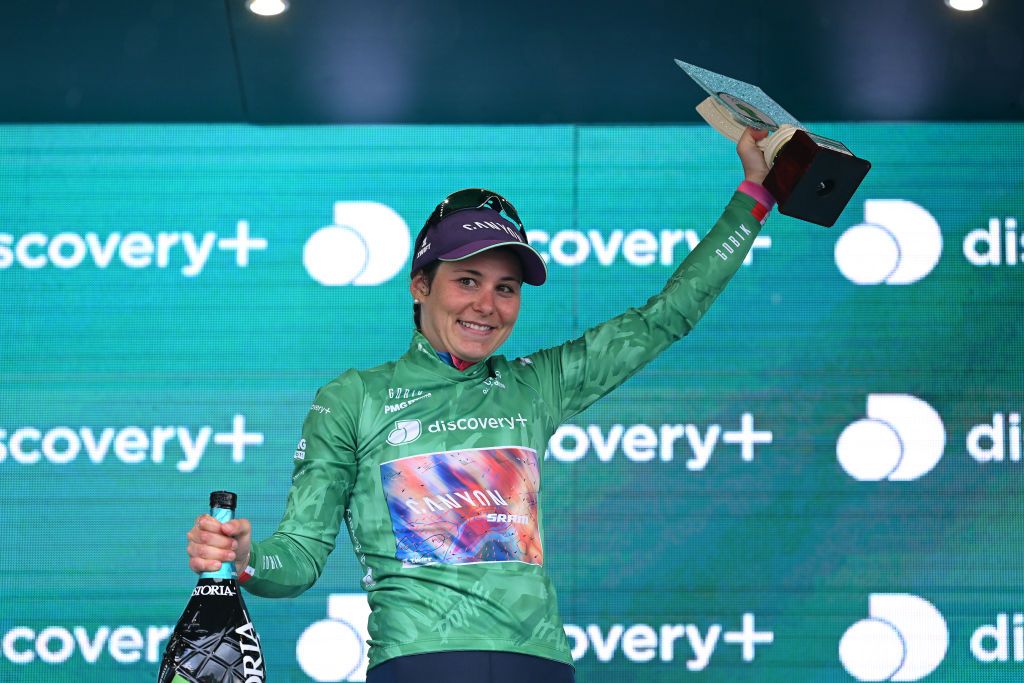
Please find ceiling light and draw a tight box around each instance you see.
[247,0,288,17]
[944,0,987,11]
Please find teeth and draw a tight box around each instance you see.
[460,321,491,331]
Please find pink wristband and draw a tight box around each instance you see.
[738,181,775,225]
[738,180,776,210]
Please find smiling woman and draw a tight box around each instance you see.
[406,189,547,365]
[184,128,775,683]
[412,251,523,363]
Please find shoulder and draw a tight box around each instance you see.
[317,368,364,401]
[311,363,374,408]
[314,358,407,414]
[491,353,536,371]
[320,359,397,394]
[489,352,547,387]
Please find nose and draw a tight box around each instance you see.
[472,287,496,316]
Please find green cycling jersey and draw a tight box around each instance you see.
[241,190,767,669]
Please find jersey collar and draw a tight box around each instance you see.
[405,330,491,380]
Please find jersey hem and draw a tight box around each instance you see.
[369,639,574,671]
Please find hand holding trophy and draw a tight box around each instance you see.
[676,60,871,227]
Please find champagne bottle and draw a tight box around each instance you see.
[158,491,267,682]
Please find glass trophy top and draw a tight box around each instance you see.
[675,59,853,157]
[674,59,802,132]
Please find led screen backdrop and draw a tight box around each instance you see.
[0,123,1021,682]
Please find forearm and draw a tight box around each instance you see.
[552,187,769,419]
[237,439,355,598]
[599,188,767,342]
[658,188,767,325]
[240,530,331,598]
[601,191,763,344]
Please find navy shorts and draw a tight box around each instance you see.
[366,650,576,683]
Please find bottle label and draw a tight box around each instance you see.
[235,618,266,681]
[157,578,266,682]
[191,583,238,597]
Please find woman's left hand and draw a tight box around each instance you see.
[737,127,770,185]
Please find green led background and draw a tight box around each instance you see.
[0,123,1021,681]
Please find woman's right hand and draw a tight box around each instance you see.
[737,127,771,186]
[186,514,252,575]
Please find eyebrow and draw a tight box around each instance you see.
[452,267,522,283]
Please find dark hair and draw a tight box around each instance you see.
[412,261,441,330]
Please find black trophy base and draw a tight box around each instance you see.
[763,130,871,228]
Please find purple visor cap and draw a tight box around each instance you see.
[411,208,548,285]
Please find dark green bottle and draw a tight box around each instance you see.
[158,491,266,682]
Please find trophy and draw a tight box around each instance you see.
[675,60,871,227]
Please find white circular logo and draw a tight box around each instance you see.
[835,200,942,286]
[839,594,948,681]
[386,419,421,446]
[303,201,410,286]
[839,618,906,681]
[837,394,946,482]
[296,593,372,681]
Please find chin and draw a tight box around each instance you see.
[451,333,506,361]
[455,346,492,363]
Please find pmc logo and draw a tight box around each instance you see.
[303,202,410,286]
[837,394,946,481]
[834,200,942,285]
[296,594,371,681]
[840,594,948,681]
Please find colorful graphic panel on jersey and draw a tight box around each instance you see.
[380,447,543,567]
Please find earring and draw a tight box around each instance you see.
[414,298,420,304]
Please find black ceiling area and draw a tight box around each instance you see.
[2,0,1022,125]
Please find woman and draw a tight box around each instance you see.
[187,128,774,681]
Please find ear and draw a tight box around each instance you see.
[409,271,430,300]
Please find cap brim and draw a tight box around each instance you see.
[439,240,548,286]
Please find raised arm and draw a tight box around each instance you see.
[518,128,774,422]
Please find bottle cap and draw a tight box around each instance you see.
[210,491,237,511]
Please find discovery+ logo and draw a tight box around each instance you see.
[964,216,1022,266]
[839,595,1024,679]
[836,394,946,481]
[839,594,948,681]
[834,200,942,286]
[303,202,410,286]
[386,420,421,446]
[296,594,371,682]
[837,395,1024,480]
[0,221,267,276]
[0,415,263,472]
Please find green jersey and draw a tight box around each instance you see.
[241,190,767,669]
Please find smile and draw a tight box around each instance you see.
[458,320,494,333]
